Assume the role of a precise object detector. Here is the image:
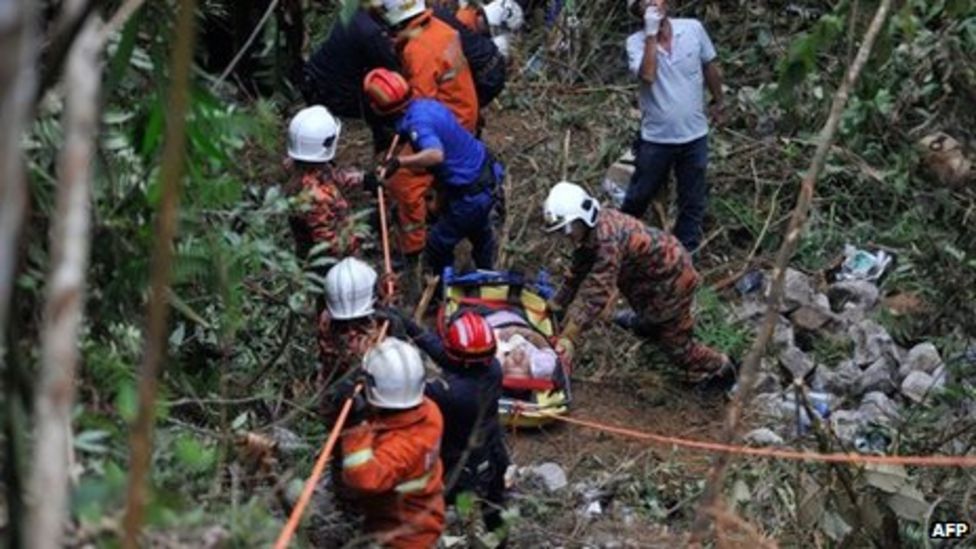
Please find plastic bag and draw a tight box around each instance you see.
[838,245,892,282]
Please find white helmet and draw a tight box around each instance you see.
[543,181,600,234]
[492,33,512,58]
[483,0,524,32]
[324,258,378,320]
[287,106,341,163]
[380,0,426,26]
[363,338,426,409]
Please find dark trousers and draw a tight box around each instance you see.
[426,192,495,279]
[621,135,709,253]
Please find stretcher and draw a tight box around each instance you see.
[439,268,572,428]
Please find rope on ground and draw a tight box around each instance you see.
[272,384,362,549]
[538,412,976,468]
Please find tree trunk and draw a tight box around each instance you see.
[25,10,102,549]
[0,0,41,373]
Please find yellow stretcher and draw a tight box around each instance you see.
[439,268,572,428]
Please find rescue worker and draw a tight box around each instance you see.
[543,181,737,388]
[300,8,400,149]
[397,309,510,538]
[339,337,446,548]
[364,68,504,284]
[318,257,402,392]
[432,4,508,110]
[455,0,525,59]
[284,106,367,264]
[366,0,482,283]
[376,0,479,132]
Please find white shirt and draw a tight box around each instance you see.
[626,18,717,144]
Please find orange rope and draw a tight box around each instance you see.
[542,412,976,468]
[273,384,363,549]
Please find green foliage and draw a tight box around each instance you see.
[695,287,753,360]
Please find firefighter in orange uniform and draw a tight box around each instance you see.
[370,0,481,281]
[340,337,446,548]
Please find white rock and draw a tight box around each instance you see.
[527,462,568,492]
[900,371,943,403]
[898,342,943,380]
[830,409,867,446]
[851,320,896,366]
[857,357,897,395]
[859,391,900,425]
[782,268,817,312]
[774,316,796,348]
[779,346,815,380]
[744,428,784,446]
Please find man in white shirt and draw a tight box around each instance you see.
[623,0,725,254]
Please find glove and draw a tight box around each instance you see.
[378,272,399,305]
[377,156,401,180]
[643,6,663,36]
[345,393,369,426]
[362,173,382,195]
[492,34,512,59]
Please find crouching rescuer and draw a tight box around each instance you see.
[364,68,505,284]
[338,337,446,548]
[543,182,737,389]
[396,309,510,539]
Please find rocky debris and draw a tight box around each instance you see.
[819,360,862,397]
[774,315,796,348]
[779,345,815,381]
[859,391,901,426]
[751,368,781,394]
[523,462,568,493]
[900,370,944,404]
[851,320,897,366]
[744,427,784,446]
[898,342,943,379]
[857,357,897,395]
[830,410,867,446]
[782,268,817,313]
[828,280,880,319]
[790,305,834,332]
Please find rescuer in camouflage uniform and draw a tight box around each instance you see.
[543,181,735,386]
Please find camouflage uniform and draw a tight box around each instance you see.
[287,166,364,262]
[554,208,727,378]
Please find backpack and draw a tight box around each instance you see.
[434,8,507,107]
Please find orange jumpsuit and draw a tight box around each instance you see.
[390,9,480,254]
[341,398,446,548]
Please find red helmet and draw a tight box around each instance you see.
[363,68,412,115]
[444,311,497,365]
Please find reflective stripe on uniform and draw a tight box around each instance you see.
[342,448,374,469]
[394,472,432,494]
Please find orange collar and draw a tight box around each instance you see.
[370,397,435,431]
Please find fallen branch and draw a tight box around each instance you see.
[26,12,101,549]
[691,0,895,540]
[120,0,199,546]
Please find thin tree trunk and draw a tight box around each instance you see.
[25,12,102,549]
[120,0,199,546]
[0,0,40,373]
[691,0,895,542]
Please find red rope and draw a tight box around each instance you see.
[273,384,363,549]
[543,412,976,467]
